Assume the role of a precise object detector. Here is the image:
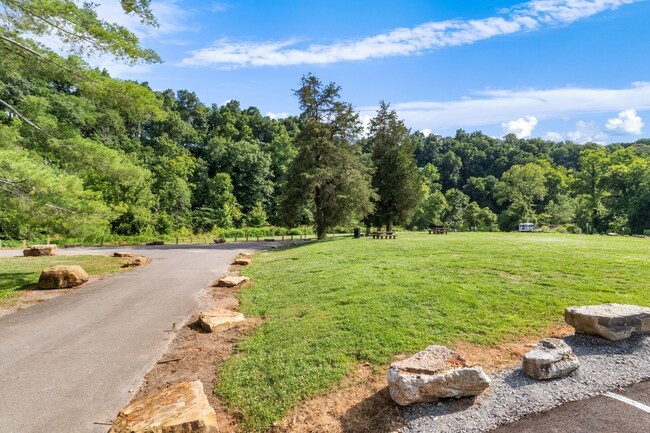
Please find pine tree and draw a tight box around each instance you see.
[280,74,374,239]
[367,102,421,231]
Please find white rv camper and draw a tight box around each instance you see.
[519,222,534,232]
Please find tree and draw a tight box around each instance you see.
[281,74,374,239]
[367,102,421,231]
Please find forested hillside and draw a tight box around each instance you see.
[1,3,649,240]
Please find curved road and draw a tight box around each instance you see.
[0,243,262,433]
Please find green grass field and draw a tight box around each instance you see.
[0,255,127,300]
[217,232,650,431]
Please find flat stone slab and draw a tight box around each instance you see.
[146,240,165,246]
[113,252,135,258]
[523,338,580,380]
[387,345,491,406]
[23,245,57,257]
[565,303,650,341]
[122,256,151,267]
[232,258,251,266]
[214,275,249,287]
[37,265,89,289]
[109,380,218,433]
[198,308,245,333]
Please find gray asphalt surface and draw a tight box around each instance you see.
[0,243,261,433]
[491,381,650,433]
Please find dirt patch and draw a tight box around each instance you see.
[271,364,403,433]
[453,323,575,373]
[498,271,524,282]
[134,269,255,433]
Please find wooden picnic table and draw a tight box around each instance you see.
[372,231,397,239]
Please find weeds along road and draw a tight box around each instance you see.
[0,243,260,433]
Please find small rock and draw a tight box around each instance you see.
[213,238,226,244]
[23,245,57,257]
[113,252,134,258]
[232,258,251,266]
[146,240,164,246]
[522,338,580,380]
[198,308,245,333]
[607,232,619,236]
[387,345,491,406]
[214,275,249,287]
[565,303,650,341]
[37,265,88,289]
[108,380,218,433]
[123,256,151,267]
[263,238,275,242]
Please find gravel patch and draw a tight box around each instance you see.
[403,334,650,433]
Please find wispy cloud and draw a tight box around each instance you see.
[359,82,650,132]
[209,3,230,13]
[180,0,638,67]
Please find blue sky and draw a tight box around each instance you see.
[94,0,649,143]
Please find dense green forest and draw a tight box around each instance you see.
[2,2,650,241]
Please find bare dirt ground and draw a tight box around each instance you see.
[134,256,575,433]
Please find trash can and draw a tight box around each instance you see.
[353,227,361,238]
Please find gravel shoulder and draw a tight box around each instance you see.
[404,334,650,433]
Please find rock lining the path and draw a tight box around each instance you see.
[109,380,218,433]
[387,345,491,406]
[37,265,88,289]
[214,275,249,288]
[232,257,251,266]
[565,303,650,341]
[522,338,580,380]
[198,308,245,333]
[113,252,134,257]
[123,256,151,267]
[23,244,57,257]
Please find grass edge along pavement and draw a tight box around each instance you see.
[0,255,129,301]
[214,232,650,432]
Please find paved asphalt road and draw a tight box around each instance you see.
[492,380,650,433]
[0,243,262,433]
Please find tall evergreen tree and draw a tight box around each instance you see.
[281,74,374,239]
[367,102,421,231]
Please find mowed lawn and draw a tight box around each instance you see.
[218,232,650,431]
[0,255,127,300]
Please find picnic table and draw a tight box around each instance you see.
[372,231,397,239]
[428,225,449,234]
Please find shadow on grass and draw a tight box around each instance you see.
[0,272,37,298]
[340,386,406,433]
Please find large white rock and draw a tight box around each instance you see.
[232,258,251,266]
[387,345,491,406]
[522,338,580,380]
[37,265,89,289]
[23,244,57,257]
[109,380,218,433]
[565,303,650,341]
[198,308,245,333]
[214,276,249,288]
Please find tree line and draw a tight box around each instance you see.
[1,2,649,240]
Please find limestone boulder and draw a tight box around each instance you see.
[113,252,135,258]
[146,240,165,246]
[109,380,218,433]
[214,275,249,288]
[387,345,491,406]
[37,265,89,289]
[123,256,151,267]
[23,244,57,257]
[232,258,251,266]
[213,238,226,244]
[198,308,245,333]
[263,238,275,242]
[565,303,650,341]
[522,338,580,380]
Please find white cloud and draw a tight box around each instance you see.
[605,108,644,135]
[210,3,230,13]
[568,120,607,144]
[544,131,565,141]
[266,112,289,120]
[358,82,650,132]
[420,128,433,137]
[180,0,638,67]
[502,115,538,138]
